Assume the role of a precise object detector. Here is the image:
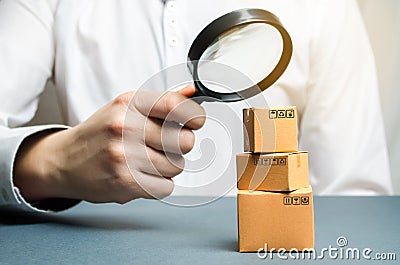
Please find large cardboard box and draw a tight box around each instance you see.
[236,152,309,192]
[238,186,314,252]
[243,107,298,153]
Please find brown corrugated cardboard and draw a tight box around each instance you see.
[236,152,309,192]
[238,186,314,252]
[243,107,298,153]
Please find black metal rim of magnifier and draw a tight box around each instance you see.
[187,8,293,102]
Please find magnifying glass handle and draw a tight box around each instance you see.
[190,85,220,104]
[190,89,206,104]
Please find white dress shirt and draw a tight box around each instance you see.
[0,0,393,212]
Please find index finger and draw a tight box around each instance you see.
[132,86,206,130]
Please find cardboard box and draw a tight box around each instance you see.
[243,107,298,153]
[236,152,309,192]
[238,186,314,252]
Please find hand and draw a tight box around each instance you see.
[13,85,206,204]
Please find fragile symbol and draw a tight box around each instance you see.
[292,196,300,205]
[269,110,278,119]
[283,196,292,205]
[286,109,295,118]
[301,196,309,205]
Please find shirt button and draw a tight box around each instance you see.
[167,1,176,10]
[168,17,177,26]
[168,36,178,46]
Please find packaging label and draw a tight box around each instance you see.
[269,109,295,119]
[283,196,310,205]
[254,157,287,166]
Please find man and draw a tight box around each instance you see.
[0,0,392,212]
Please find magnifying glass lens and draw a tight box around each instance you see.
[197,23,284,94]
[188,8,293,103]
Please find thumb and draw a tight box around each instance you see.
[177,84,196,97]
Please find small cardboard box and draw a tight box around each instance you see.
[238,186,314,252]
[243,107,298,153]
[236,152,309,192]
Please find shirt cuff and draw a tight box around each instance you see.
[0,124,80,213]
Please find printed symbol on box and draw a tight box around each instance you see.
[269,110,278,119]
[254,158,272,165]
[278,158,286,166]
[283,196,292,205]
[263,158,272,165]
[286,109,295,118]
[292,196,300,205]
[301,197,309,205]
[278,110,286,118]
[272,158,278,165]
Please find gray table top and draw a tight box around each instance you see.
[0,196,399,265]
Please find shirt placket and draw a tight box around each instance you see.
[162,0,183,69]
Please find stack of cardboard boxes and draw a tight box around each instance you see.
[237,107,314,252]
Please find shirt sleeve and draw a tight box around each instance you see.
[0,0,79,212]
[299,0,393,195]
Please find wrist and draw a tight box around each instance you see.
[13,129,68,202]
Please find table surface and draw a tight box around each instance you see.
[0,196,399,265]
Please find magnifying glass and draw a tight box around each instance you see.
[187,8,293,103]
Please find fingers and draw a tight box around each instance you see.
[132,85,206,130]
[144,118,195,155]
[131,172,175,200]
[111,140,177,202]
[137,146,185,178]
[113,170,175,202]
[108,86,203,202]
